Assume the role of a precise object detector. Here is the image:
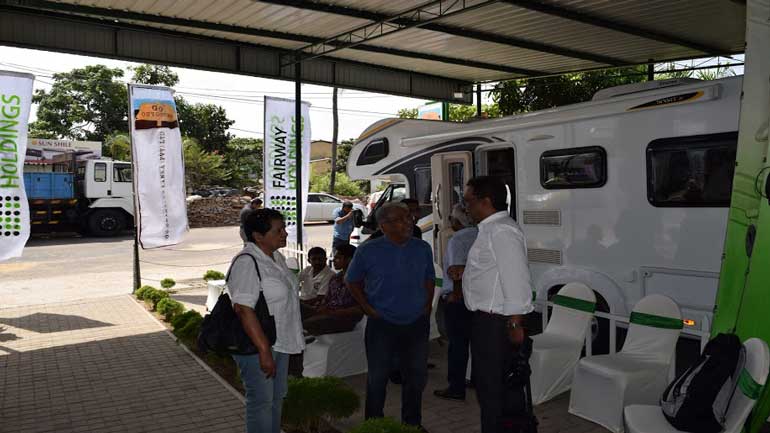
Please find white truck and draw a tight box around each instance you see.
[24,158,134,236]
[348,76,740,346]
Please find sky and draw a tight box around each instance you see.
[0,45,438,143]
[0,46,743,144]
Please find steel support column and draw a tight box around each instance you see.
[295,55,303,249]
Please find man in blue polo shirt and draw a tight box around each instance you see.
[347,202,436,431]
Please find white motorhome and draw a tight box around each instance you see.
[348,77,741,340]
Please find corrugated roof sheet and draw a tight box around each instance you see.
[1,0,747,92]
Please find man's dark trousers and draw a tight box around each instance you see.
[364,314,429,426]
[471,312,526,433]
[444,299,472,396]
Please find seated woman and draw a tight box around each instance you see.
[301,243,364,335]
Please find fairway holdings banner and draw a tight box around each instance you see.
[0,71,33,262]
[128,84,188,249]
[264,97,310,244]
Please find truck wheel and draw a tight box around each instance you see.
[88,209,125,237]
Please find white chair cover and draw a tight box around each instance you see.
[624,337,769,433]
[530,282,596,405]
[303,317,368,378]
[569,294,682,433]
[205,279,226,312]
[304,289,440,378]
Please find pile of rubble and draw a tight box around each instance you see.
[186,195,249,228]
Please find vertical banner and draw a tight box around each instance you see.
[0,71,33,262]
[264,97,311,244]
[128,84,188,249]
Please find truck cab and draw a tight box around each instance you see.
[25,158,134,236]
[75,159,135,236]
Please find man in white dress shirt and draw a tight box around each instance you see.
[462,176,534,433]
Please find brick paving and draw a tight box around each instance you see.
[0,289,607,433]
[0,295,244,433]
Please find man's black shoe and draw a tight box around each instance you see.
[433,388,465,401]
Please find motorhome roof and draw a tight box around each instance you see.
[400,76,739,148]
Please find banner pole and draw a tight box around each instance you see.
[295,55,303,250]
[127,83,141,293]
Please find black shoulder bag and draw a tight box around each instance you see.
[197,253,277,355]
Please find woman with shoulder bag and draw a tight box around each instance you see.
[228,208,304,433]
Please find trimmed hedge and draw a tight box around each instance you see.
[283,376,360,433]
[156,298,185,321]
[146,289,170,310]
[160,278,176,289]
[173,311,203,343]
[203,270,225,281]
[134,285,156,300]
[171,310,201,330]
[348,418,423,433]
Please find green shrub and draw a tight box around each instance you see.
[283,376,360,433]
[348,418,423,433]
[146,289,170,310]
[160,278,176,289]
[171,309,201,330]
[134,285,156,300]
[174,312,203,343]
[203,270,225,281]
[156,298,185,322]
[310,172,364,197]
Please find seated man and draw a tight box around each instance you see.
[297,246,335,304]
[301,243,364,335]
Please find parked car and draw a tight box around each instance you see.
[306,193,367,223]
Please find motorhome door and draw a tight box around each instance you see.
[431,151,472,268]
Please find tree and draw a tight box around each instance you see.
[177,100,235,153]
[310,172,363,197]
[334,138,356,174]
[398,103,500,122]
[31,65,128,141]
[183,138,231,190]
[29,63,236,153]
[103,132,131,161]
[223,137,263,188]
[129,64,179,87]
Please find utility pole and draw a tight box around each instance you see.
[330,86,338,194]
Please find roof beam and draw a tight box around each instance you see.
[500,0,728,56]
[256,0,627,65]
[289,0,500,63]
[6,0,540,76]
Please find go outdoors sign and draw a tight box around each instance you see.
[263,97,310,244]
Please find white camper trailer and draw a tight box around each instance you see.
[348,77,741,340]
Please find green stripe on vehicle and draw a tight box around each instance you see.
[739,369,763,400]
[629,312,684,329]
[553,295,596,313]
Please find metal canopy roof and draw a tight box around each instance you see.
[0,0,747,102]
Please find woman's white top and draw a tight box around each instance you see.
[227,243,305,355]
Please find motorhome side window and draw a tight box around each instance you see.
[646,132,738,207]
[540,146,607,189]
[356,138,389,166]
[414,166,432,218]
[94,163,107,182]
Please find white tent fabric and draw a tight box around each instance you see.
[303,317,368,378]
[624,337,769,433]
[569,294,682,433]
[530,282,596,405]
